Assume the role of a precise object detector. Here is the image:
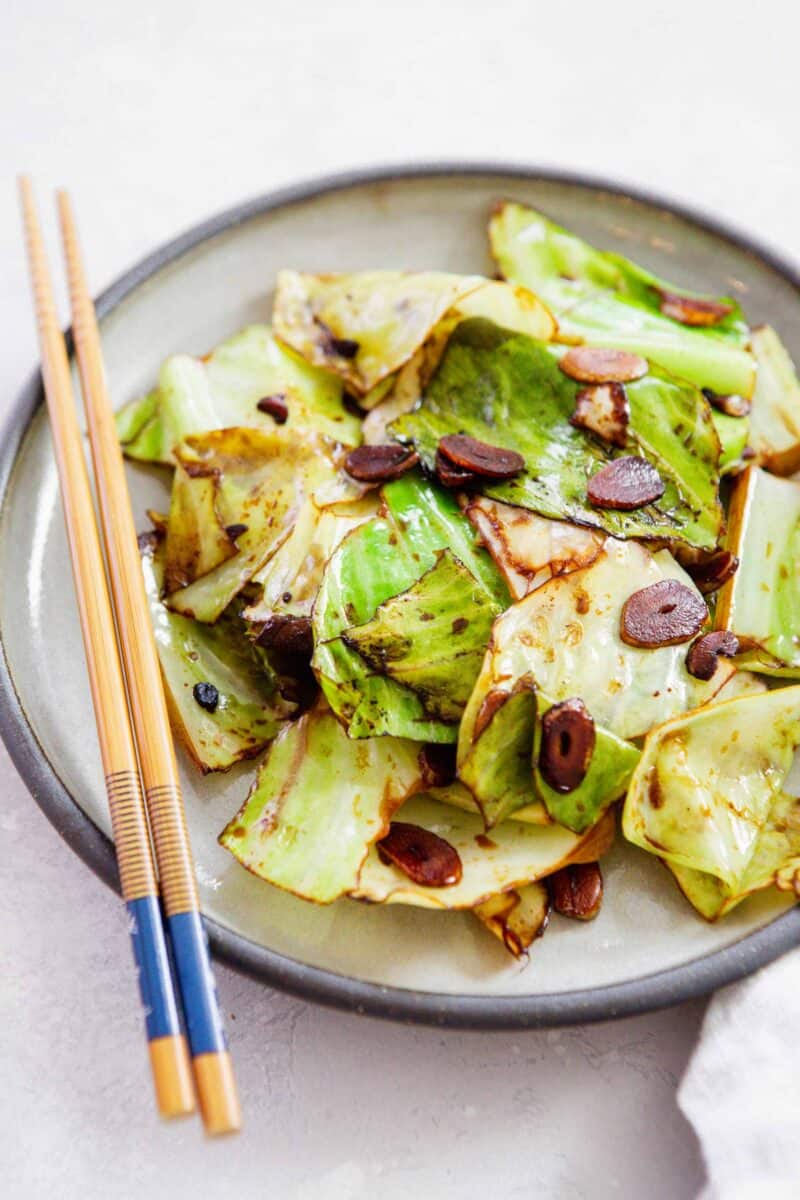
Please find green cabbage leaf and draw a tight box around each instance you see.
[142,536,293,772]
[489,201,754,397]
[462,495,605,600]
[748,326,800,475]
[351,792,612,909]
[392,319,723,551]
[219,705,422,902]
[716,466,800,676]
[456,539,731,825]
[163,427,337,622]
[116,325,360,464]
[473,883,550,958]
[623,687,800,909]
[669,791,800,919]
[713,409,750,476]
[244,494,377,622]
[273,270,485,394]
[273,271,556,397]
[312,474,508,741]
[342,549,500,723]
[462,538,730,743]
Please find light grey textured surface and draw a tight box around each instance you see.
[2,2,798,1196]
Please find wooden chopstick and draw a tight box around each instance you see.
[56,190,241,1137]
[18,176,195,1121]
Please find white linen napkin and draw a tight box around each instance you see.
[678,947,800,1198]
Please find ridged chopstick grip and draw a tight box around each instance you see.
[18,176,194,1120]
[58,190,240,1137]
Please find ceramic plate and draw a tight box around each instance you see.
[3,164,800,1028]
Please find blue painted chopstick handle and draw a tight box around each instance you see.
[143,782,228,1058]
[167,910,227,1055]
[127,895,185,1041]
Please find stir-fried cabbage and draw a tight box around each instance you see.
[116,325,360,464]
[489,201,754,397]
[456,540,731,827]
[748,326,800,475]
[669,791,800,919]
[312,475,508,741]
[429,781,550,827]
[352,795,615,909]
[342,549,500,722]
[623,688,800,911]
[273,271,557,397]
[244,494,377,622]
[462,496,605,600]
[716,467,800,676]
[392,319,723,550]
[273,270,486,394]
[463,539,731,743]
[713,409,750,476]
[163,427,338,622]
[118,201,800,958]
[142,536,293,771]
[219,704,423,902]
[359,278,559,436]
[473,883,550,958]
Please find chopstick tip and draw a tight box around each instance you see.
[149,1035,196,1120]
[193,1052,242,1137]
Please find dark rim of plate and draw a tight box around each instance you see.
[2,162,800,1030]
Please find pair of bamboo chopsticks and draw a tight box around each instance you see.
[18,177,241,1136]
